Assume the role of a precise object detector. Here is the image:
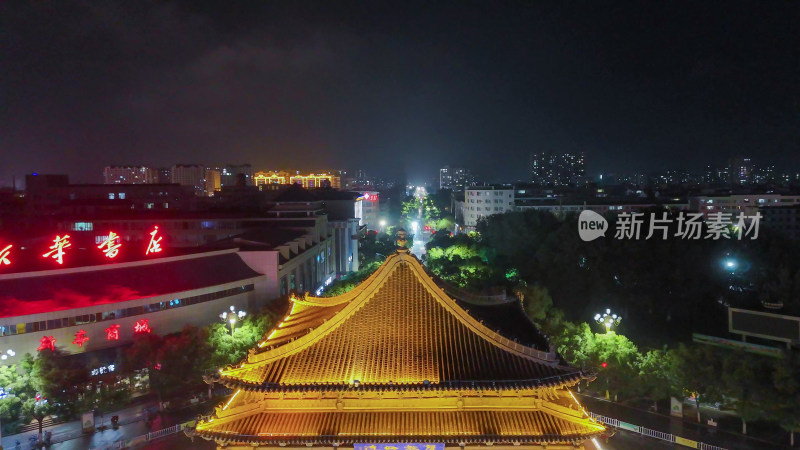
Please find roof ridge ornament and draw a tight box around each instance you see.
[395,228,409,252]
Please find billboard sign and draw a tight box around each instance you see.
[692,333,784,358]
[82,411,95,432]
[728,308,800,343]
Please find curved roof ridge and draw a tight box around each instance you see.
[222,250,559,384]
[233,251,411,368]
[395,252,557,363]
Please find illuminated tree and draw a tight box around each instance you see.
[21,396,54,444]
[207,312,275,368]
[0,354,37,435]
[632,348,675,411]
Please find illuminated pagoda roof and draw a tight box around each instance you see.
[191,248,604,449]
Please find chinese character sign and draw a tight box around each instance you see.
[105,324,121,341]
[90,364,116,376]
[43,235,72,264]
[133,319,151,334]
[0,244,12,266]
[72,329,90,347]
[97,231,122,258]
[145,226,163,255]
[37,336,56,352]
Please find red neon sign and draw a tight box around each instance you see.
[133,319,151,334]
[97,231,122,258]
[72,329,90,347]
[145,226,163,255]
[37,336,56,352]
[0,244,11,266]
[42,235,72,265]
[105,324,121,341]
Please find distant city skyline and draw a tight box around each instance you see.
[2,1,798,187]
[5,151,800,190]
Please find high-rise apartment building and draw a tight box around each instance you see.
[439,166,475,190]
[212,164,254,187]
[156,168,172,184]
[103,166,158,184]
[171,164,207,196]
[205,169,221,196]
[530,152,586,186]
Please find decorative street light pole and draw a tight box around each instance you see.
[219,306,246,336]
[594,308,622,332]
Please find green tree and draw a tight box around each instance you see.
[516,284,554,323]
[150,326,212,406]
[360,230,399,265]
[0,354,37,435]
[669,344,727,423]
[21,396,54,443]
[587,330,641,400]
[32,347,88,421]
[633,348,676,411]
[546,322,641,401]
[401,196,443,226]
[207,312,275,368]
[121,326,212,409]
[771,352,800,445]
[434,216,455,232]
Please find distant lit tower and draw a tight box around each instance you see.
[171,164,207,196]
[728,156,754,185]
[211,164,254,187]
[103,166,158,184]
[530,152,585,186]
[439,166,475,190]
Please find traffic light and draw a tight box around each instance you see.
[601,362,608,368]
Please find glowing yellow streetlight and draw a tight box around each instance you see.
[220,306,246,336]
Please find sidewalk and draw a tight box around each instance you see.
[1,394,211,450]
[2,397,158,450]
[577,392,789,450]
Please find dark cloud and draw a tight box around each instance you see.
[1,0,798,186]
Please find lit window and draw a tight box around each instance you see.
[108,193,115,200]
[119,193,126,199]
[71,222,94,231]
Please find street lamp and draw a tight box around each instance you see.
[379,219,387,232]
[411,221,419,232]
[594,308,622,332]
[219,306,246,336]
[1,349,15,361]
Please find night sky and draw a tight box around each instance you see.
[2,1,798,186]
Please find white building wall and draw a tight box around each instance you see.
[464,188,514,229]
[0,280,261,366]
[236,250,281,301]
